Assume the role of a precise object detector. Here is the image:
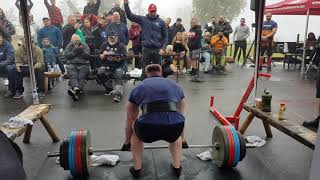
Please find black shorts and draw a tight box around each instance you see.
[134,121,184,143]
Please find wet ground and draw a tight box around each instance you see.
[0,63,317,180]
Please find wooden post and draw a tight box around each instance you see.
[40,116,60,142]
[262,120,273,138]
[239,113,255,134]
[44,75,49,95]
[23,125,33,143]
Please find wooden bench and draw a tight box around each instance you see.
[239,104,317,150]
[0,104,60,143]
[44,72,61,95]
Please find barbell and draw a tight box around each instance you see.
[47,125,247,177]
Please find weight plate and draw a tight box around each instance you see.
[225,126,235,168]
[212,126,229,168]
[237,131,246,161]
[75,130,83,176]
[82,130,91,176]
[81,130,87,176]
[69,131,76,177]
[65,138,69,170]
[230,127,240,167]
[59,139,64,169]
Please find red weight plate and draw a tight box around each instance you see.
[225,126,235,167]
[76,130,83,176]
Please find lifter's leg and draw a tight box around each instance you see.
[130,132,144,170]
[169,136,182,168]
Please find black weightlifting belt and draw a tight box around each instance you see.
[141,101,178,114]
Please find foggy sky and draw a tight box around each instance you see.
[0,0,320,41]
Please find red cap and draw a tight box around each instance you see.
[148,4,157,12]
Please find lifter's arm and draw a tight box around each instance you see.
[125,102,139,144]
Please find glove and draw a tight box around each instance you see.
[121,142,131,151]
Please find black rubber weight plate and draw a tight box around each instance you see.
[65,138,69,170]
[59,139,64,169]
[212,126,229,168]
[237,131,246,161]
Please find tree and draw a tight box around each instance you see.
[192,0,246,25]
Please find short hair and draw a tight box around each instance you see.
[145,64,162,74]
[42,37,49,41]
[42,17,50,21]
[240,18,245,21]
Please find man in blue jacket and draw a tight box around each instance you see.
[38,17,65,73]
[107,12,129,46]
[0,33,16,97]
[124,0,168,76]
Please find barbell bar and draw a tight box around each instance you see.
[47,126,250,177]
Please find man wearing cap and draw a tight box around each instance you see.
[97,31,127,102]
[171,18,185,41]
[107,12,129,46]
[124,0,168,77]
[122,64,186,178]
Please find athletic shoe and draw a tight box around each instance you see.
[303,117,320,129]
[113,94,121,102]
[182,141,189,149]
[74,87,81,96]
[13,92,24,99]
[68,89,79,101]
[129,166,141,178]
[4,79,9,86]
[267,66,272,72]
[171,164,182,177]
[4,91,15,98]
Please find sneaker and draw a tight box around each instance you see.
[104,87,113,95]
[303,117,320,129]
[38,91,45,98]
[13,92,24,99]
[4,91,15,98]
[4,79,9,86]
[267,66,272,72]
[113,94,121,102]
[182,141,189,149]
[129,166,141,178]
[171,164,182,177]
[68,89,79,101]
[74,87,81,96]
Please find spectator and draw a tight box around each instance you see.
[306,32,317,50]
[64,34,90,101]
[161,45,177,78]
[0,34,16,98]
[97,31,127,102]
[80,14,98,27]
[81,18,95,54]
[124,1,168,76]
[44,0,64,30]
[92,15,110,50]
[109,1,127,25]
[233,18,250,67]
[74,12,82,24]
[13,37,45,99]
[83,0,101,16]
[0,8,15,42]
[204,16,218,35]
[38,17,65,73]
[210,28,228,72]
[187,18,202,76]
[172,32,188,72]
[107,12,129,45]
[201,31,212,73]
[41,37,59,72]
[15,0,33,16]
[63,15,81,49]
[129,22,142,69]
[15,16,35,45]
[171,18,185,42]
[29,14,40,45]
[165,18,174,45]
[216,16,233,42]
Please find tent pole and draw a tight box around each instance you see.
[301,8,310,76]
[253,0,266,102]
[20,0,39,105]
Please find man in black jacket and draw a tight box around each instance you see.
[62,15,81,49]
[64,34,90,101]
[188,18,202,76]
[97,31,127,102]
[109,1,127,25]
[171,18,185,42]
[83,0,101,16]
[92,15,110,51]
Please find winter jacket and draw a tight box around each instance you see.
[15,45,44,69]
[167,26,174,45]
[62,24,76,49]
[187,25,202,50]
[64,41,90,65]
[0,41,14,66]
[92,25,110,49]
[107,22,129,45]
[171,23,185,41]
[81,26,95,48]
[201,38,212,51]
[83,0,101,16]
[129,24,142,47]
[38,25,63,49]
[42,45,59,65]
[216,21,233,41]
[210,35,228,53]
[173,41,188,54]
[109,7,127,25]
[0,18,15,42]
[98,41,127,69]
[124,3,168,49]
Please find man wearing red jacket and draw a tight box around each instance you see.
[129,22,142,69]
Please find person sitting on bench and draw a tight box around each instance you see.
[122,64,186,178]
[97,31,127,102]
[64,34,90,101]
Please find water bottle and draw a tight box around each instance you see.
[47,63,51,72]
